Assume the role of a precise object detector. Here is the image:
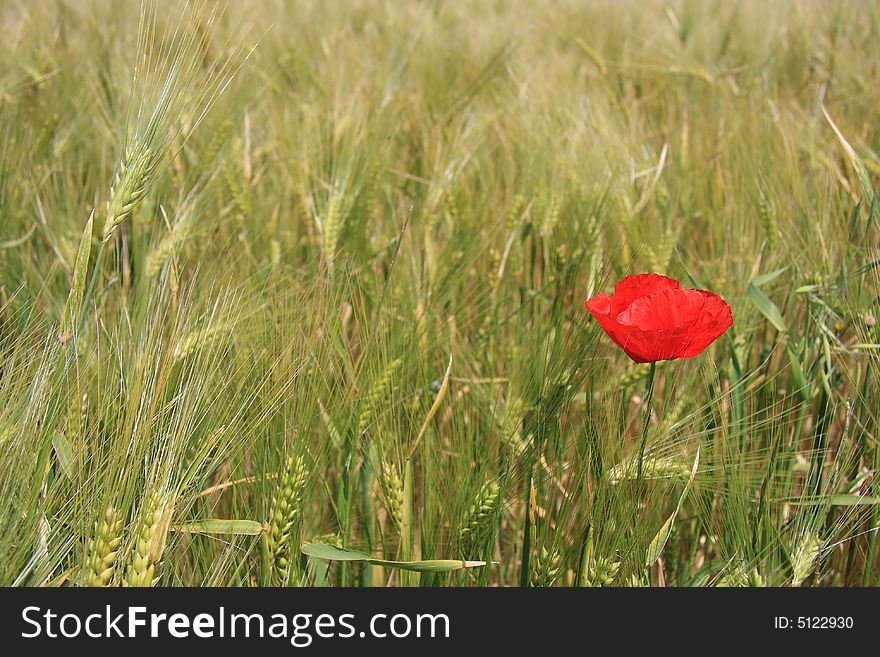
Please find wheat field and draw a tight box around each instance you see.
[1,0,879,587]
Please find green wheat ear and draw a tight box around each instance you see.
[646,227,674,273]
[145,207,194,279]
[267,455,309,585]
[123,490,173,587]
[610,363,651,391]
[531,546,563,587]
[498,396,527,455]
[202,119,233,167]
[357,358,402,436]
[583,555,621,587]
[80,505,123,587]
[459,479,500,540]
[321,186,345,267]
[540,194,561,238]
[377,460,403,530]
[224,165,252,221]
[173,321,234,361]
[101,146,157,243]
[790,532,823,586]
[626,572,650,587]
[717,562,766,588]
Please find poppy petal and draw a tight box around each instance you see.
[677,291,733,358]
[617,289,733,361]
[609,273,679,315]
[584,274,681,356]
[585,296,629,358]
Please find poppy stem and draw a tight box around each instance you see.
[634,362,657,502]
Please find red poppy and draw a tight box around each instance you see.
[584,273,733,363]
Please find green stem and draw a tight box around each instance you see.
[338,433,355,587]
[575,523,593,587]
[634,362,657,503]
[519,471,533,588]
[259,530,271,587]
[399,459,416,587]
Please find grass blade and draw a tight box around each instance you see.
[301,543,485,573]
[173,519,264,535]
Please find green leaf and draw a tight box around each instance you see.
[303,543,374,561]
[51,432,74,481]
[645,448,699,569]
[751,267,787,287]
[301,542,486,573]
[748,278,786,333]
[786,345,810,402]
[59,210,94,343]
[174,519,263,535]
[408,353,452,458]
